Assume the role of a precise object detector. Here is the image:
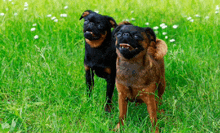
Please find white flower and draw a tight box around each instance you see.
[153,26,159,30]
[195,14,200,17]
[161,25,167,29]
[47,14,52,17]
[14,13,18,16]
[94,10,99,13]
[215,11,219,14]
[11,2,14,4]
[60,14,67,17]
[165,36,168,39]
[160,23,166,27]
[145,22,149,25]
[125,19,130,21]
[173,25,178,29]
[54,19,58,22]
[187,17,192,20]
[170,39,175,42]
[6,8,9,11]
[205,16,209,19]
[0,13,4,16]
[64,6,68,9]
[9,0,12,1]
[190,19,194,22]
[31,28,36,31]
[131,11,134,14]
[51,17,56,20]
[24,2,28,7]
[216,5,219,10]
[24,8,28,11]
[34,35,39,39]
[33,23,37,26]
[131,18,135,21]
[162,32,167,35]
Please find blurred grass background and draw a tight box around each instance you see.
[0,0,219,132]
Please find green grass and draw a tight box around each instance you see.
[0,0,219,132]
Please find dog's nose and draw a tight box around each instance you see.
[123,33,130,37]
[89,22,94,26]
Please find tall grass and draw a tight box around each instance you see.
[0,0,219,132]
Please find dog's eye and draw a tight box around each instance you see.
[98,24,103,29]
[116,32,122,37]
[134,35,143,40]
[84,20,89,24]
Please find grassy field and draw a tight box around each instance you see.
[0,0,219,132]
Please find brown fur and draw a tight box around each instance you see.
[82,11,90,18]
[104,67,111,75]
[118,21,132,26]
[115,32,166,133]
[85,31,107,48]
[110,20,116,28]
[84,64,90,71]
[148,39,167,60]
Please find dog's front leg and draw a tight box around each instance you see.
[85,65,94,97]
[115,82,128,130]
[141,89,159,132]
[105,73,115,112]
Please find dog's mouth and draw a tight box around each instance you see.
[84,30,101,40]
[85,31,97,37]
[119,43,135,51]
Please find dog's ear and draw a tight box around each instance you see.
[79,10,93,20]
[118,21,132,26]
[105,16,117,28]
[145,27,156,43]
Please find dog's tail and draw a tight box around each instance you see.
[148,39,168,60]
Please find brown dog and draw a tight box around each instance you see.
[113,22,167,132]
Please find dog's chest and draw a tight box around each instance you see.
[116,59,159,88]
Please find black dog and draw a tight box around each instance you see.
[79,10,117,112]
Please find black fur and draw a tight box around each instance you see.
[80,10,117,112]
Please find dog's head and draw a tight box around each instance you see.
[80,10,117,47]
[114,22,156,59]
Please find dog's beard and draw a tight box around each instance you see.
[117,43,144,59]
[84,27,103,40]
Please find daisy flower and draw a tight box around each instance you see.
[54,19,58,22]
[60,14,67,17]
[47,14,52,17]
[51,17,56,20]
[165,36,168,39]
[14,13,18,16]
[94,10,99,13]
[173,25,178,29]
[195,14,200,17]
[0,13,4,16]
[145,22,149,26]
[31,28,36,31]
[187,17,192,20]
[190,19,194,22]
[153,26,159,30]
[64,6,68,9]
[216,5,219,10]
[34,35,39,39]
[170,39,175,42]
[24,8,28,11]
[24,2,28,7]
[131,18,135,21]
[162,32,167,35]
[33,23,37,26]
[205,16,209,19]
